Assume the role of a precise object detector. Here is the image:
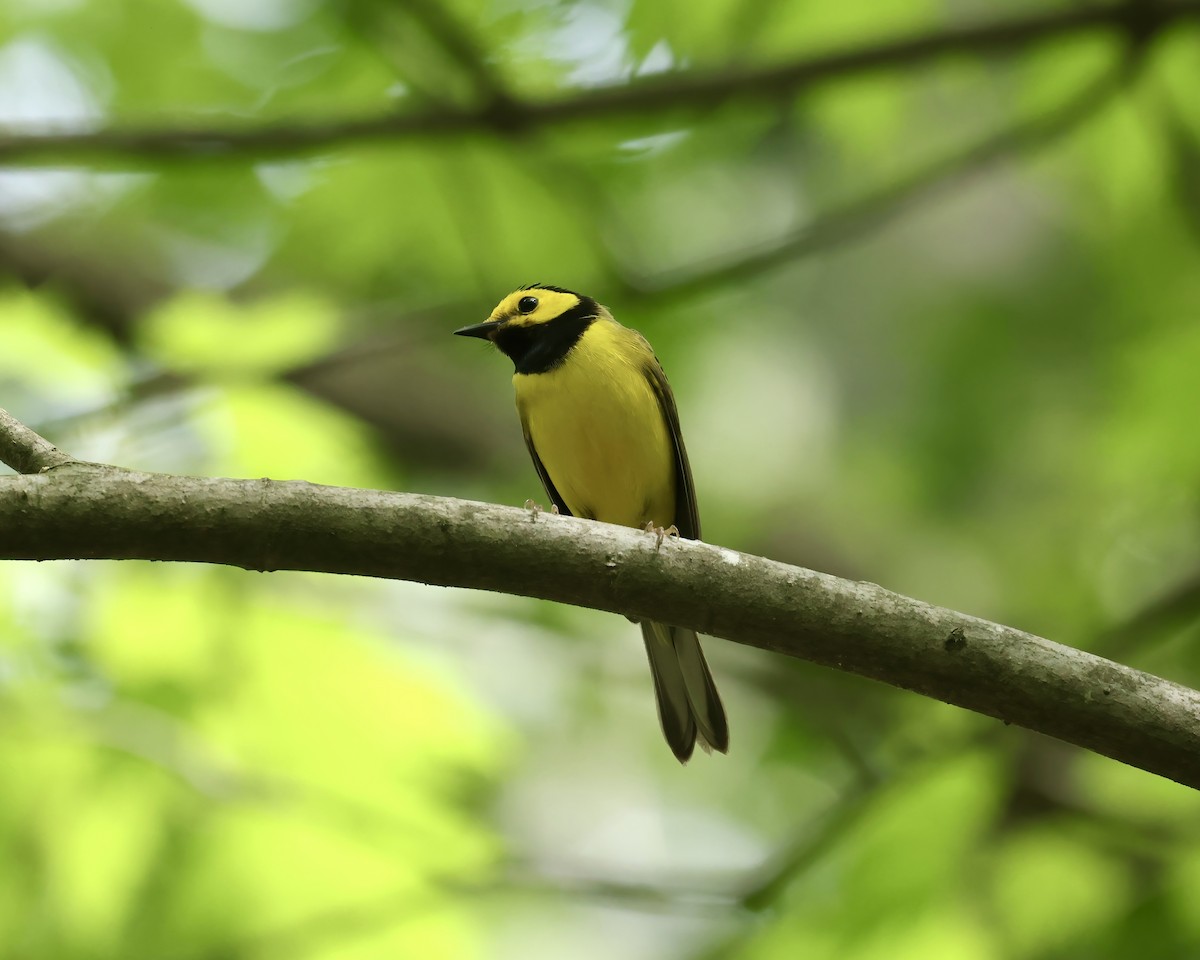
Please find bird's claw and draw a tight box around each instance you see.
[524,499,561,520]
[644,522,680,549]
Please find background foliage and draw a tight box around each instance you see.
[2,0,1200,957]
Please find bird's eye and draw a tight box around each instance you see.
[517,296,539,314]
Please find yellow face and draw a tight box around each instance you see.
[454,285,601,371]
[487,286,582,329]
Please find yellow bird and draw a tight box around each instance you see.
[455,284,729,762]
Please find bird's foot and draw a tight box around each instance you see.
[643,522,680,549]
[524,499,560,520]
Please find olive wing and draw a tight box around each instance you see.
[642,356,701,541]
[519,413,572,517]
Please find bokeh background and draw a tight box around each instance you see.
[3,0,1200,957]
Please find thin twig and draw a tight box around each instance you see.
[398,0,513,105]
[0,408,75,473]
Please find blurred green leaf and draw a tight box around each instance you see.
[194,382,390,485]
[989,826,1131,955]
[139,290,340,376]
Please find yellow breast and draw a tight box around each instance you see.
[514,319,676,529]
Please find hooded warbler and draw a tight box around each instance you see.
[455,285,729,762]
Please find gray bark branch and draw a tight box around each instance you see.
[1,407,1197,789]
[0,408,75,474]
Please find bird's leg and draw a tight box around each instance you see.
[643,522,680,549]
[524,499,561,520]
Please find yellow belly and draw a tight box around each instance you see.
[514,322,676,529]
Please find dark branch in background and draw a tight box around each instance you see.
[340,0,507,112]
[2,409,1200,791]
[1099,573,1200,657]
[0,232,165,342]
[1158,96,1200,249]
[0,1,1195,164]
[617,48,1143,301]
[397,0,513,106]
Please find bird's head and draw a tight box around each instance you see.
[454,284,603,373]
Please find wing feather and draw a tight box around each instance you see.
[641,355,701,540]
[519,412,572,517]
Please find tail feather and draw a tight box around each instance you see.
[641,621,729,762]
[672,626,729,753]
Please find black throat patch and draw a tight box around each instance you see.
[494,298,599,375]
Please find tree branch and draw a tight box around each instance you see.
[1,411,1198,789]
[0,1,1194,165]
[0,408,75,474]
